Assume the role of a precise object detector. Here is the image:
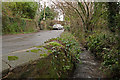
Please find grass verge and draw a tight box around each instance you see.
[8,56,19,61]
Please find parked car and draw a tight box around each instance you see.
[53,24,63,30]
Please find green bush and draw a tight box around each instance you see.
[87,32,117,57]
[48,26,53,30]
[2,16,36,34]
[48,42,64,48]
[44,41,74,77]
[64,25,70,31]
[86,32,120,77]
[59,31,81,63]
[2,17,23,34]
[43,31,81,77]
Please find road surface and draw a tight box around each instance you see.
[2,30,64,55]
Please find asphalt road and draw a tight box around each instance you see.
[2,30,64,55]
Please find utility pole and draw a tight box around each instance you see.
[43,2,46,29]
[43,2,46,20]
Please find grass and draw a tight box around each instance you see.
[3,30,37,35]
[48,42,64,47]
[8,56,19,61]
[23,31,36,34]
[38,49,42,51]
[35,46,43,48]
[43,47,47,50]
[30,49,40,53]
[26,50,29,52]
[30,49,43,53]
[26,48,46,53]
[48,50,52,53]
[40,53,48,57]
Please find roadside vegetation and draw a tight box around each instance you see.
[2,2,57,35]
[2,2,58,35]
[56,2,120,78]
[2,2,39,34]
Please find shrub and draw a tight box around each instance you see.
[86,32,120,77]
[48,26,53,30]
[64,25,70,31]
[44,41,74,77]
[59,31,81,63]
[43,31,82,77]
[48,42,64,48]
[2,16,36,34]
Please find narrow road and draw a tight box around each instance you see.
[2,30,64,55]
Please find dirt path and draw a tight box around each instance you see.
[73,50,105,78]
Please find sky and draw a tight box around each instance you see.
[34,0,53,7]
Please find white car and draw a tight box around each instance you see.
[53,24,63,30]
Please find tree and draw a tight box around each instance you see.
[2,2,38,19]
[107,2,120,32]
[39,6,57,22]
